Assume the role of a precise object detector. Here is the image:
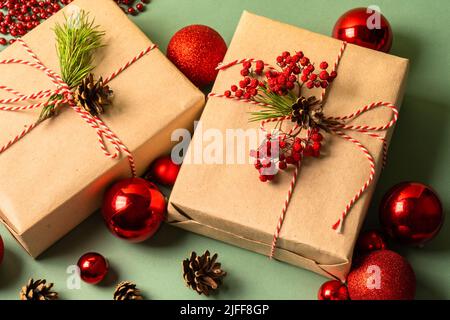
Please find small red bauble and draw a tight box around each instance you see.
[347,250,416,300]
[332,7,393,53]
[355,230,387,255]
[317,280,349,300]
[0,234,4,265]
[380,182,443,246]
[102,178,166,242]
[77,252,109,285]
[167,25,227,87]
[147,155,181,186]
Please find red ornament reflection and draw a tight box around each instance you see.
[332,7,393,53]
[102,178,165,242]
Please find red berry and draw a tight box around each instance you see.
[224,90,231,97]
[312,142,321,152]
[311,133,323,142]
[259,175,268,182]
[0,38,6,45]
[241,68,249,76]
[136,3,144,12]
[235,89,243,98]
[266,175,275,181]
[309,74,317,81]
[256,60,264,70]
[306,81,314,89]
[320,61,329,69]
[279,161,287,170]
[319,71,329,80]
[320,81,328,88]
[127,7,136,15]
[231,85,238,92]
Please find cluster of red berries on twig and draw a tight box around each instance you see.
[114,0,150,16]
[223,50,337,98]
[251,129,324,182]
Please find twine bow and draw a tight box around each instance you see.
[209,42,399,258]
[0,38,157,177]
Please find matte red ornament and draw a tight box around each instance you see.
[380,182,443,246]
[347,250,416,300]
[102,178,166,242]
[355,230,387,254]
[0,234,4,265]
[167,24,227,87]
[77,252,109,285]
[332,7,393,53]
[147,155,181,186]
[317,280,349,300]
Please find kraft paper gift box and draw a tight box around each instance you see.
[0,0,204,257]
[168,11,409,280]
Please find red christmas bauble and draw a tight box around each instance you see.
[0,234,4,265]
[77,252,109,285]
[380,182,443,246]
[318,280,349,300]
[167,24,227,88]
[147,155,181,186]
[102,178,166,242]
[355,230,387,255]
[347,250,416,300]
[332,7,393,53]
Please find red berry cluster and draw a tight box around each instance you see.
[114,0,150,16]
[302,61,337,89]
[224,60,264,99]
[0,0,72,45]
[223,50,337,99]
[251,129,324,182]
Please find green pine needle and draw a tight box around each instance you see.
[39,11,104,121]
[249,85,297,122]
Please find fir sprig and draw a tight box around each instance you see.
[249,85,297,122]
[39,11,104,121]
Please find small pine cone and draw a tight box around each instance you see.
[20,278,58,301]
[75,73,113,116]
[113,281,143,300]
[182,250,227,296]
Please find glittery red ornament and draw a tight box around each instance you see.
[380,182,443,246]
[355,230,387,255]
[102,178,165,242]
[147,155,181,186]
[347,250,416,300]
[318,280,349,300]
[0,234,4,265]
[332,7,393,53]
[167,25,227,87]
[77,252,109,285]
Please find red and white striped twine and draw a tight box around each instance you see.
[209,41,399,258]
[0,39,157,178]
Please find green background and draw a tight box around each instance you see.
[0,0,449,300]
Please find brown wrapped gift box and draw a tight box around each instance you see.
[0,0,205,257]
[168,11,408,280]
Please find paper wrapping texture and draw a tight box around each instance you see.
[0,0,205,257]
[168,11,409,280]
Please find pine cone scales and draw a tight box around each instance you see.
[75,73,113,115]
[183,251,227,296]
[20,278,58,300]
[114,281,143,300]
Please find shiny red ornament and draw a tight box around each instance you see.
[317,280,349,300]
[332,7,393,53]
[347,250,416,300]
[77,252,109,285]
[0,234,4,265]
[380,182,443,246]
[102,177,166,242]
[167,24,227,87]
[147,155,181,186]
[355,230,387,254]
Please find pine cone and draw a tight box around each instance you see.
[182,250,227,296]
[75,73,113,116]
[113,281,143,300]
[291,96,321,127]
[20,278,58,301]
